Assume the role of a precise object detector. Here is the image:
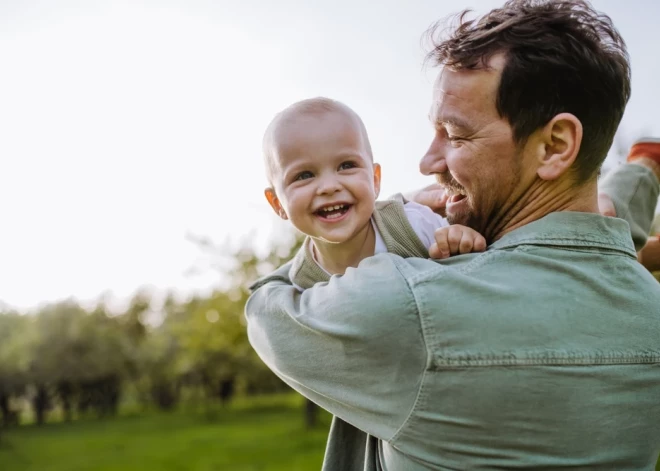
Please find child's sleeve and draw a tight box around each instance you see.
[402,201,450,249]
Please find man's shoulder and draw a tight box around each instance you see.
[248,261,293,293]
[364,251,485,292]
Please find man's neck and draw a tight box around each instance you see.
[312,222,376,275]
[485,177,599,243]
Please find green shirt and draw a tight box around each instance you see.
[247,164,660,470]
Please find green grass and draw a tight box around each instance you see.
[2,394,658,471]
[0,394,331,471]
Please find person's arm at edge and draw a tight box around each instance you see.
[599,160,659,252]
[638,235,660,273]
[245,254,427,441]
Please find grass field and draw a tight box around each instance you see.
[0,394,331,471]
[1,394,658,471]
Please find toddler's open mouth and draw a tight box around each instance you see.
[315,204,351,221]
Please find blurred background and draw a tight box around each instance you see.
[1,1,659,470]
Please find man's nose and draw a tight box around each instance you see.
[419,135,448,175]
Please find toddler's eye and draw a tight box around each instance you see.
[294,171,314,181]
[339,161,357,170]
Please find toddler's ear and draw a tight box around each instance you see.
[373,163,382,198]
[264,188,288,220]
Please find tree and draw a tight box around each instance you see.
[27,300,134,423]
[0,311,32,433]
[187,229,321,427]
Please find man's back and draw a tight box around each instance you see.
[248,211,660,470]
[386,212,660,470]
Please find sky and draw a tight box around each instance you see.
[1,0,659,312]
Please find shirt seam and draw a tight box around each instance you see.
[494,236,633,248]
[388,257,432,445]
[515,244,635,258]
[491,237,636,258]
[431,353,660,368]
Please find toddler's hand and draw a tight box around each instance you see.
[429,225,487,259]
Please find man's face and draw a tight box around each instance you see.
[419,55,529,236]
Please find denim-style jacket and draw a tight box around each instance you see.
[247,164,660,470]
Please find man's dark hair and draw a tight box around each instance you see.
[425,0,631,182]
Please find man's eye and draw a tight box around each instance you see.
[339,161,357,170]
[294,171,314,181]
[447,135,464,146]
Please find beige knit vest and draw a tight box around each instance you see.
[289,194,430,290]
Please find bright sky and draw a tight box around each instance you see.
[2,0,659,312]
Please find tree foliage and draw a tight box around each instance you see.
[0,229,306,427]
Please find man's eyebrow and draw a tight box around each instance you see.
[429,113,474,132]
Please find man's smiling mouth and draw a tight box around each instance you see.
[443,187,467,204]
[447,192,467,203]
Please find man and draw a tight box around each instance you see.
[247,1,660,469]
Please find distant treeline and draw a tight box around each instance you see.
[0,231,306,429]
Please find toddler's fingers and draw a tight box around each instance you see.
[433,229,451,259]
[474,235,487,252]
[428,242,442,259]
[459,231,476,254]
[447,226,464,255]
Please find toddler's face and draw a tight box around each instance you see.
[265,111,380,244]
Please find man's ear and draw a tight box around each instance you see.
[536,113,583,181]
[373,163,382,199]
[264,188,288,220]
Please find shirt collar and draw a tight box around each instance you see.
[489,211,637,258]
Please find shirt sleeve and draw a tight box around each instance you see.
[245,254,427,441]
[599,163,660,251]
[403,201,450,249]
